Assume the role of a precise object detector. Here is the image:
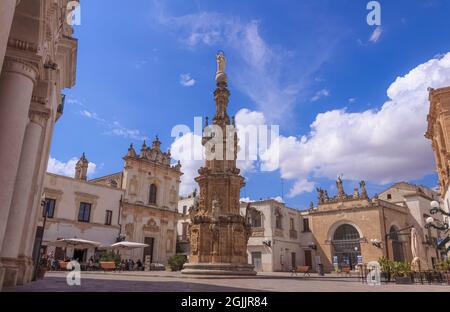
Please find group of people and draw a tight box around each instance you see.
[119,259,143,271]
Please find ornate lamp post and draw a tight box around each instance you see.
[425,201,450,254]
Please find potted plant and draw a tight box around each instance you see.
[392,261,412,285]
[378,257,393,282]
[167,255,187,271]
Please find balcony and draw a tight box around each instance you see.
[251,227,265,237]
[177,234,189,242]
[290,230,298,239]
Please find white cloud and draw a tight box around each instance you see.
[78,108,147,141]
[180,73,196,87]
[369,26,383,43]
[260,52,450,197]
[105,121,148,141]
[348,97,357,104]
[288,179,315,198]
[311,89,331,102]
[170,132,204,195]
[47,156,97,178]
[240,196,285,203]
[153,7,340,122]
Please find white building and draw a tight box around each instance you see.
[37,138,183,265]
[40,172,123,262]
[240,200,315,272]
[379,182,444,265]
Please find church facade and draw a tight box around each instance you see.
[37,138,183,266]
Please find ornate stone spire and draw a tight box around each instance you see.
[152,135,161,151]
[75,153,89,181]
[127,143,136,158]
[182,52,255,276]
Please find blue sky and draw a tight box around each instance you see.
[51,0,450,209]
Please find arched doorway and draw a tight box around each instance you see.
[332,224,361,270]
[389,226,405,262]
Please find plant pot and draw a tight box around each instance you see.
[395,276,412,285]
[380,272,390,283]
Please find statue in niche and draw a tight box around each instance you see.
[212,198,220,219]
[209,223,220,255]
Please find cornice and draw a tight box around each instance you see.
[2,57,39,83]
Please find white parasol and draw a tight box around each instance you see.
[47,238,101,249]
[110,241,149,250]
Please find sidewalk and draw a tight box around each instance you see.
[47,270,361,282]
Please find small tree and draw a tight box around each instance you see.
[168,255,187,271]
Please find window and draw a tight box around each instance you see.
[182,205,187,215]
[275,214,282,229]
[43,198,56,218]
[303,218,310,232]
[387,194,392,200]
[251,214,262,228]
[105,210,112,225]
[290,218,295,231]
[149,184,157,204]
[78,202,91,223]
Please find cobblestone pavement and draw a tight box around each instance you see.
[4,272,450,292]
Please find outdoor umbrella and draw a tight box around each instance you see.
[110,241,149,250]
[48,238,101,249]
[411,228,427,271]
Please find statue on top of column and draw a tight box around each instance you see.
[216,51,227,83]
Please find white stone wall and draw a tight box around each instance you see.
[39,173,124,260]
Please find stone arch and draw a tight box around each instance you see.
[388,224,406,262]
[329,222,363,270]
[327,220,364,242]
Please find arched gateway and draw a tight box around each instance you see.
[332,224,362,270]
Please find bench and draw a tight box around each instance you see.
[291,266,311,277]
[100,262,116,271]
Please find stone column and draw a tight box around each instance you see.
[0,0,18,71]
[1,109,47,287]
[0,57,37,289]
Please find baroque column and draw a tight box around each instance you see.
[182,52,255,276]
[0,0,18,71]
[0,57,38,287]
[1,108,48,287]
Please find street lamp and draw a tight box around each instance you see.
[32,193,47,281]
[425,201,450,253]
